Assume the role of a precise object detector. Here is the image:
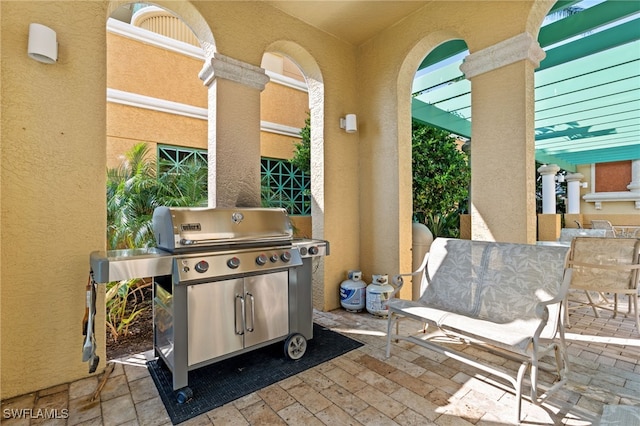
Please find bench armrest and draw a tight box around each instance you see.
[389,252,431,298]
[534,268,573,316]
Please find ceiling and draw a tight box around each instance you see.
[263,1,430,46]
[264,0,639,172]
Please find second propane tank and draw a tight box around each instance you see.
[366,274,394,317]
[339,270,366,312]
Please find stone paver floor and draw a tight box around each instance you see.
[2,298,639,425]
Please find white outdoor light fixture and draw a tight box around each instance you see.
[28,23,58,64]
[339,114,357,133]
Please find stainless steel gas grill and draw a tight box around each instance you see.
[89,207,328,403]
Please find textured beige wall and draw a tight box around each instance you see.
[1,0,557,399]
[108,32,207,108]
[1,1,108,398]
[107,103,207,147]
[261,132,297,160]
[261,83,308,128]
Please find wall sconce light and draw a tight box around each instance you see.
[28,23,58,64]
[339,114,357,133]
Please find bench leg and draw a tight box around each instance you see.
[515,361,528,424]
[385,312,397,358]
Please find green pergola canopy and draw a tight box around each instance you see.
[412,0,640,172]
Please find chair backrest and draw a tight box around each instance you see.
[569,237,640,291]
[421,238,570,325]
[559,228,607,242]
[590,220,616,238]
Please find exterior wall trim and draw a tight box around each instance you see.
[107,18,307,93]
[107,88,207,119]
[107,88,300,137]
[107,17,203,60]
[260,121,302,138]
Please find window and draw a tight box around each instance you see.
[158,145,208,174]
[261,158,310,215]
[157,145,310,215]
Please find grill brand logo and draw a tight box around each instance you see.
[181,223,201,232]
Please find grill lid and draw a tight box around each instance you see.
[153,206,294,253]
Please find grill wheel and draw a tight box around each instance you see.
[284,333,307,360]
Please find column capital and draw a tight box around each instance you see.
[565,172,584,183]
[460,32,545,80]
[537,163,560,176]
[199,52,270,90]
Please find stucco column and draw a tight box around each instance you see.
[199,53,270,207]
[565,172,584,214]
[460,33,545,243]
[537,164,560,214]
[627,159,640,193]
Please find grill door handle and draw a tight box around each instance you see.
[235,294,245,335]
[245,292,255,332]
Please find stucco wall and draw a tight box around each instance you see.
[1,1,109,398]
[108,32,207,108]
[1,0,561,399]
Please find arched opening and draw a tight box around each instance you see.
[263,41,327,310]
[105,1,215,358]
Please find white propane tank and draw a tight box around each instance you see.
[340,270,366,312]
[366,274,394,317]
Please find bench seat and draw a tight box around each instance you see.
[385,238,572,423]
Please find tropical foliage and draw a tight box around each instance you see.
[106,142,207,340]
[290,114,311,174]
[291,118,470,238]
[412,122,470,237]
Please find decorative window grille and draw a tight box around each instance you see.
[261,158,310,215]
[158,145,208,173]
[157,146,310,215]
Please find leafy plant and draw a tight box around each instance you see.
[105,278,152,341]
[424,211,460,238]
[412,122,470,237]
[105,142,208,341]
[290,113,311,174]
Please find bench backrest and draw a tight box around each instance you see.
[420,238,570,325]
[569,237,640,291]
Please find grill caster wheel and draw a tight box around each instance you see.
[176,387,193,404]
[284,333,307,360]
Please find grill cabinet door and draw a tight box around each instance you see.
[187,278,244,366]
[243,271,289,348]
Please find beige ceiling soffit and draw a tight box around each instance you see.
[460,32,546,80]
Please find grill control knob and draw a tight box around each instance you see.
[308,246,319,255]
[195,261,209,273]
[299,247,308,256]
[227,257,240,269]
[269,254,279,263]
[256,254,268,266]
[280,251,292,263]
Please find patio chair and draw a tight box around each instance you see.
[566,237,640,333]
[590,220,616,238]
